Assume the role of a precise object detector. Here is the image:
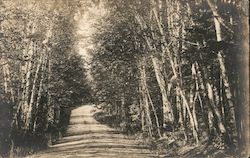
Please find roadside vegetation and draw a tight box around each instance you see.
[90,0,249,157]
[0,0,91,157]
[0,0,249,157]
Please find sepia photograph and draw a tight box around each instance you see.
[0,0,249,157]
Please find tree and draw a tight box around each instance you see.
[0,0,90,155]
[90,0,249,154]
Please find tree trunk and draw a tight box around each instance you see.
[47,53,53,128]
[135,13,174,125]
[191,64,199,131]
[207,0,237,145]
[25,53,44,130]
[151,56,173,124]
[152,1,200,142]
[145,78,162,138]
[138,57,153,137]
[33,55,47,131]
[206,82,226,134]
[179,87,199,144]
[1,57,14,102]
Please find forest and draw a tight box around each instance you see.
[0,0,249,157]
[0,0,91,157]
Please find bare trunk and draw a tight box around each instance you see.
[218,52,236,131]
[47,54,53,127]
[207,83,226,134]
[176,87,187,141]
[179,87,199,144]
[17,40,35,128]
[151,56,173,124]
[1,57,14,102]
[191,64,199,131]
[139,57,153,137]
[139,86,146,134]
[33,55,47,131]
[25,53,44,130]
[145,78,162,137]
[207,0,237,144]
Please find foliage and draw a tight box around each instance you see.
[0,0,91,156]
[90,0,249,156]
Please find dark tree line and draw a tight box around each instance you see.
[0,0,91,157]
[90,0,249,156]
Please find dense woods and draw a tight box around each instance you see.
[90,0,249,156]
[0,0,90,157]
[0,0,249,157]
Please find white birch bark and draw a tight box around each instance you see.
[151,56,174,124]
[25,52,44,130]
[139,57,153,137]
[33,55,47,131]
[207,0,237,138]
[135,13,174,124]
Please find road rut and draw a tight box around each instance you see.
[26,105,159,158]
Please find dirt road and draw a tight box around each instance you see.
[26,105,159,158]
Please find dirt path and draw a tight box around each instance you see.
[26,105,159,158]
